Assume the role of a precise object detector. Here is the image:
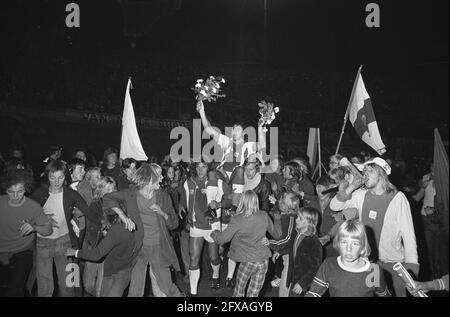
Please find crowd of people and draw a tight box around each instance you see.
[0,103,448,297]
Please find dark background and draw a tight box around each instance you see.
[0,0,448,163]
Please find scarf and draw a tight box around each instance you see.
[243,173,262,192]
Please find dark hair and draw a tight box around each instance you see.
[1,169,34,194]
[121,158,140,170]
[67,158,86,175]
[48,146,62,156]
[103,147,118,162]
[284,161,302,179]
[292,157,310,177]
[72,148,87,158]
[191,160,210,178]
[45,160,67,178]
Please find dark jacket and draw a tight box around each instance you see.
[77,223,136,276]
[287,233,323,291]
[268,213,296,256]
[102,188,180,271]
[85,200,105,246]
[222,177,272,212]
[30,186,93,249]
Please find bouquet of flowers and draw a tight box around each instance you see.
[258,100,280,132]
[193,76,226,110]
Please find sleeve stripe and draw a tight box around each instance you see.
[269,216,295,245]
[438,279,445,290]
[307,291,321,297]
[376,288,388,296]
[313,277,329,288]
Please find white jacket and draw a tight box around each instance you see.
[330,189,418,265]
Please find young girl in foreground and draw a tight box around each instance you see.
[306,220,390,297]
[211,190,281,297]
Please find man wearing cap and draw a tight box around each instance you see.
[330,157,419,297]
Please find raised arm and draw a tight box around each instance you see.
[197,100,221,142]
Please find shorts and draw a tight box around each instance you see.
[190,222,226,243]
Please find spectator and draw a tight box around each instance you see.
[211,190,281,297]
[0,170,52,297]
[306,220,390,297]
[330,157,419,297]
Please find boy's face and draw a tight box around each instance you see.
[7,183,26,204]
[196,163,208,179]
[107,153,118,165]
[338,236,362,263]
[49,171,65,190]
[72,164,86,182]
[244,163,258,180]
[166,167,175,180]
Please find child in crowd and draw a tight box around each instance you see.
[65,211,137,297]
[211,190,281,297]
[267,192,301,297]
[265,206,322,296]
[286,207,322,296]
[306,220,390,297]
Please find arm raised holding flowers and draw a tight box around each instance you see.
[195,76,226,142]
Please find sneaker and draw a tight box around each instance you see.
[271,277,281,288]
[211,278,221,290]
[186,292,198,297]
[225,278,235,289]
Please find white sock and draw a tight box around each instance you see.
[227,259,237,279]
[211,263,220,279]
[189,269,200,295]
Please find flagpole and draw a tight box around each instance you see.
[335,65,363,155]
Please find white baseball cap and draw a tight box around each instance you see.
[355,157,391,175]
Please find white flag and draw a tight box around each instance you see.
[348,73,386,155]
[120,79,148,161]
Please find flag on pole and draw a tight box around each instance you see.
[433,128,449,227]
[120,78,148,161]
[348,73,386,155]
